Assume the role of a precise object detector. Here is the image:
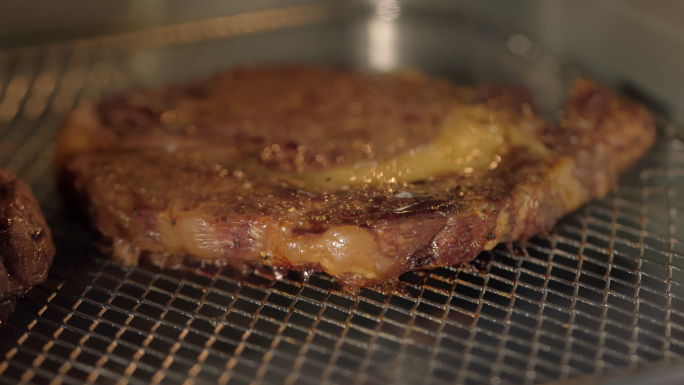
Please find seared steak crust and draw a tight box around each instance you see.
[0,169,55,306]
[56,66,655,287]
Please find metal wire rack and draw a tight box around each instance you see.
[0,3,682,385]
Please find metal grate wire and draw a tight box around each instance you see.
[0,4,682,385]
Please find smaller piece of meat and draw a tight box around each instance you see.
[0,169,55,313]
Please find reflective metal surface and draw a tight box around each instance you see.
[0,4,682,385]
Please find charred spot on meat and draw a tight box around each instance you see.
[55,65,655,288]
[0,169,56,315]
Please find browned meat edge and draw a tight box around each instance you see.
[0,169,55,308]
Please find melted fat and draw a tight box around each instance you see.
[274,225,393,279]
[286,105,549,191]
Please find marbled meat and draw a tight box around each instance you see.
[55,66,655,288]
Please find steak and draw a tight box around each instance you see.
[0,169,55,315]
[55,66,655,288]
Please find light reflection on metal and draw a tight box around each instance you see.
[367,0,401,72]
[139,5,328,51]
[376,0,401,21]
[24,70,57,119]
[507,33,532,56]
[0,75,29,122]
[0,5,328,61]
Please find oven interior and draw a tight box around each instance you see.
[0,2,682,385]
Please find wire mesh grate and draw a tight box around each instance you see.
[0,4,682,385]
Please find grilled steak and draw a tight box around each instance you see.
[0,169,55,314]
[55,66,655,288]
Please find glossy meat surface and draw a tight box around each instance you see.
[56,66,655,287]
[0,169,55,308]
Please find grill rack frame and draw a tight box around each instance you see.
[0,3,682,385]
